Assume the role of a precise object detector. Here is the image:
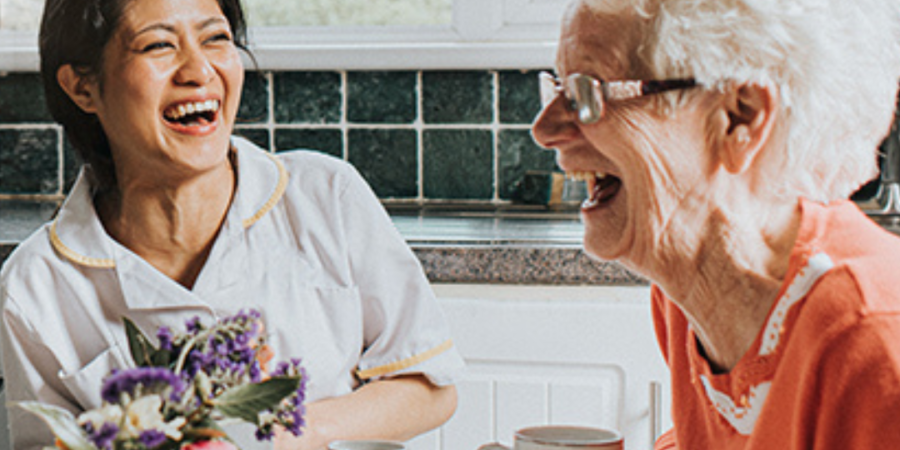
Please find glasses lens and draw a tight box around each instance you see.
[538,72,559,108]
[566,74,603,125]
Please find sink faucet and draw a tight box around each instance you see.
[863,121,900,216]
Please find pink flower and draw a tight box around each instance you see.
[181,440,238,450]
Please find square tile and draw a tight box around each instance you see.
[499,70,544,124]
[498,129,559,200]
[0,129,60,194]
[63,138,83,193]
[274,72,341,124]
[0,73,53,123]
[347,71,416,124]
[275,128,343,158]
[422,71,493,124]
[234,128,271,151]
[237,71,270,124]
[348,129,417,198]
[423,129,493,199]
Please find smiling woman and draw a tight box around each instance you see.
[0,1,465,449]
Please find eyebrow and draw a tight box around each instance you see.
[133,17,229,38]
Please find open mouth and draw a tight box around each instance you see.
[163,99,220,127]
[567,170,622,210]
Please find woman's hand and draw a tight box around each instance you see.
[274,374,457,450]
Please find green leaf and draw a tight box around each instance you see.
[17,402,96,450]
[124,317,157,367]
[213,376,301,424]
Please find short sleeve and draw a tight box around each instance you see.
[336,164,465,386]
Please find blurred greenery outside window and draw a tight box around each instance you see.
[0,0,453,30]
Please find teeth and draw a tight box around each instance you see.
[565,170,607,182]
[565,170,609,205]
[164,100,220,120]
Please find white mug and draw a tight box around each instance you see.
[327,440,406,450]
[478,425,623,450]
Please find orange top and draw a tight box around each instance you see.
[653,199,900,449]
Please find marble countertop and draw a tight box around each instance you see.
[0,201,645,285]
[6,200,899,285]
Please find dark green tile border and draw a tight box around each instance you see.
[348,129,418,198]
[422,71,493,124]
[275,128,343,158]
[499,70,544,124]
[347,71,417,124]
[498,129,558,200]
[0,73,53,123]
[423,129,493,199]
[274,72,341,124]
[237,72,269,124]
[0,129,60,194]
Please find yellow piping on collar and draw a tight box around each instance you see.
[242,151,289,228]
[356,339,455,380]
[49,221,116,269]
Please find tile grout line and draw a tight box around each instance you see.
[234,122,532,130]
[492,70,500,203]
[56,125,64,196]
[267,71,275,152]
[341,70,349,161]
[0,123,59,129]
[416,70,425,201]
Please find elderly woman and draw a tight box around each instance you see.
[0,0,463,449]
[533,0,900,448]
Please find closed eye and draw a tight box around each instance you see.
[205,33,233,45]
[142,41,175,52]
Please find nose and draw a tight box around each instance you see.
[531,94,581,150]
[174,43,215,86]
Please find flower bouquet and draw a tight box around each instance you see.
[19,310,306,450]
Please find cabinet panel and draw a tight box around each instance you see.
[409,285,670,450]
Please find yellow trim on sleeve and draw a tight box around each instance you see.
[49,221,116,269]
[242,152,289,228]
[356,339,455,380]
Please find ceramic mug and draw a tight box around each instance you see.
[478,425,623,450]
[327,440,406,450]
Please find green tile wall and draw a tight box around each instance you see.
[0,69,557,203]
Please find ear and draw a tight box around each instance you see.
[57,65,100,114]
[716,82,778,174]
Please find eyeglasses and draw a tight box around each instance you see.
[539,71,699,125]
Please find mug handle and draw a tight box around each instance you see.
[477,443,510,450]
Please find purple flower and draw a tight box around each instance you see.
[186,317,203,334]
[83,421,119,450]
[249,361,262,383]
[255,424,275,441]
[138,429,168,449]
[156,326,174,351]
[101,367,186,403]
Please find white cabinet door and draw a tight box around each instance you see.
[408,285,671,450]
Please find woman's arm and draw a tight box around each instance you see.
[274,374,458,450]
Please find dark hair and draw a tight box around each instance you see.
[39,0,249,194]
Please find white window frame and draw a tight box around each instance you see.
[0,0,565,72]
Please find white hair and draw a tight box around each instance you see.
[583,0,900,201]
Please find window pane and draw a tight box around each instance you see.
[0,0,453,31]
[1,0,43,31]
[243,0,452,27]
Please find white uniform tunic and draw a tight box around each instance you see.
[0,137,465,450]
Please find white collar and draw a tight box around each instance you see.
[49,136,288,269]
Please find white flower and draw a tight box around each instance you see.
[77,404,124,429]
[121,395,186,441]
